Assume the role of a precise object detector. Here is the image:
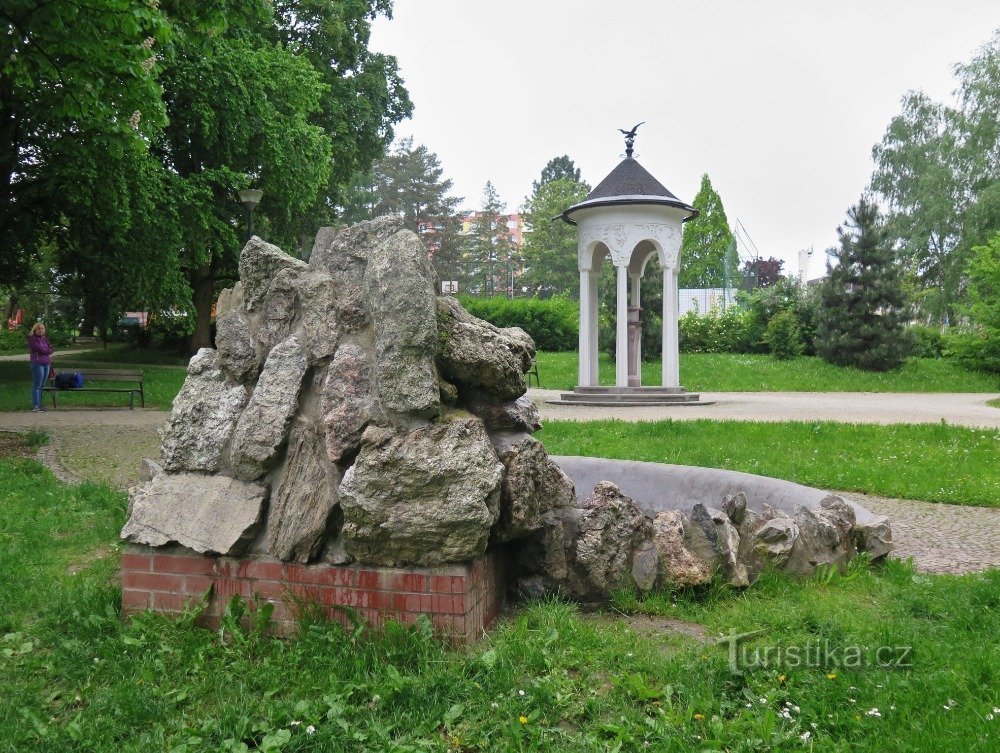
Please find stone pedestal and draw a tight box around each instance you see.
[627,306,643,387]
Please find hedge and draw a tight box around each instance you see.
[457,295,578,352]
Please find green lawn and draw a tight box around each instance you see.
[0,360,186,412]
[535,352,1000,393]
[0,438,998,751]
[538,419,1000,507]
[989,397,1000,409]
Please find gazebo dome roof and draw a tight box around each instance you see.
[559,157,697,225]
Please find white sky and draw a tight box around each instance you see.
[371,1,1000,278]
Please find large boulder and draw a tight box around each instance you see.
[690,503,748,586]
[229,335,309,481]
[651,510,713,588]
[463,391,542,433]
[160,349,248,473]
[491,433,575,542]
[260,420,340,563]
[560,482,656,601]
[363,230,441,419]
[310,217,403,332]
[215,309,260,384]
[239,236,307,313]
[436,296,535,401]
[339,414,503,566]
[122,472,267,556]
[321,342,384,464]
[784,502,857,577]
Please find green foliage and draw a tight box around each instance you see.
[532,155,584,193]
[520,177,590,298]
[741,278,820,355]
[764,310,804,360]
[948,233,1000,373]
[463,182,517,297]
[458,295,578,352]
[339,138,464,281]
[871,30,1000,323]
[816,198,912,371]
[0,0,171,285]
[909,325,947,358]
[678,307,757,354]
[679,174,734,288]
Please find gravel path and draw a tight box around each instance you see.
[2,400,998,574]
[534,389,1000,429]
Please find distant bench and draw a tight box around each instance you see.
[44,368,145,410]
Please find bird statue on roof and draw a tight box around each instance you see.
[619,122,644,158]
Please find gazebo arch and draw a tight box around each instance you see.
[557,129,708,406]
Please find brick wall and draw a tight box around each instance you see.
[121,545,505,644]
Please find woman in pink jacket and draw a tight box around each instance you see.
[27,322,54,412]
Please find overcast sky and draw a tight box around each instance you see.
[371,1,999,279]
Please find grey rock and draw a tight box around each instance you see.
[436,296,535,401]
[734,508,765,583]
[463,391,542,433]
[363,230,440,419]
[139,458,162,483]
[651,510,713,588]
[491,433,575,542]
[310,217,403,332]
[216,310,261,383]
[230,336,309,481]
[160,349,249,473]
[239,236,307,313]
[321,342,383,464]
[295,270,339,360]
[216,282,244,318]
[253,267,299,356]
[723,492,747,525]
[262,420,340,563]
[561,482,655,601]
[515,512,570,587]
[122,472,267,555]
[690,503,747,586]
[338,414,503,566]
[753,515,800,567]
[856,515,893,561]
[784,505,854,577]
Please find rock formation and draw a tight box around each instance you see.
[123,218,891,601]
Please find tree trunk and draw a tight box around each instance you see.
[188,262,215,354]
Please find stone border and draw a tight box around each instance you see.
[121,545,505,644]
[35,433,82,485]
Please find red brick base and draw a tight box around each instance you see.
[121,545,505,644]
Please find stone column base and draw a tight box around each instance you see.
[121,545,505,645]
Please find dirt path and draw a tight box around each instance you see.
[534,389,1000,429]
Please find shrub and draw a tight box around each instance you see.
[948,233,1000,373]
[149,313,195,352]
[457,295,578,352]
[679,307,756,354]
[764,310,804,360]
[910,325,946,358]
[0,327,24,352]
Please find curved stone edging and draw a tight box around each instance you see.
[35,433,83,485]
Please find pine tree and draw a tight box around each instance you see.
[463,182,516,296]
[532,155,583,193]
[815,196,912,371]
[679,174,734,289]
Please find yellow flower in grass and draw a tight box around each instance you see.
[778,674,786,683]
[827,673,837,680]
[519,715,528,725]
[693,713,706,720]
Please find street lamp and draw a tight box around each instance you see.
[238,188,263,242]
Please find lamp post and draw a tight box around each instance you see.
[238,188,263,243]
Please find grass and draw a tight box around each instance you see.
[534,351,1000,393]
[538,419,1000,507]
[67,344,190,367]
[0,360,186,412]
[0,438,998,751]
[989,397,1000,409]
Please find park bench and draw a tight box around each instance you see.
[44,368,145,410]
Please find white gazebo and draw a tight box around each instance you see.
[556,130,710,406]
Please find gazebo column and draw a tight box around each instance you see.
[588,272,599,384]
[615,265,629,387]
[662,266,680,388]
[578,269,593,386]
